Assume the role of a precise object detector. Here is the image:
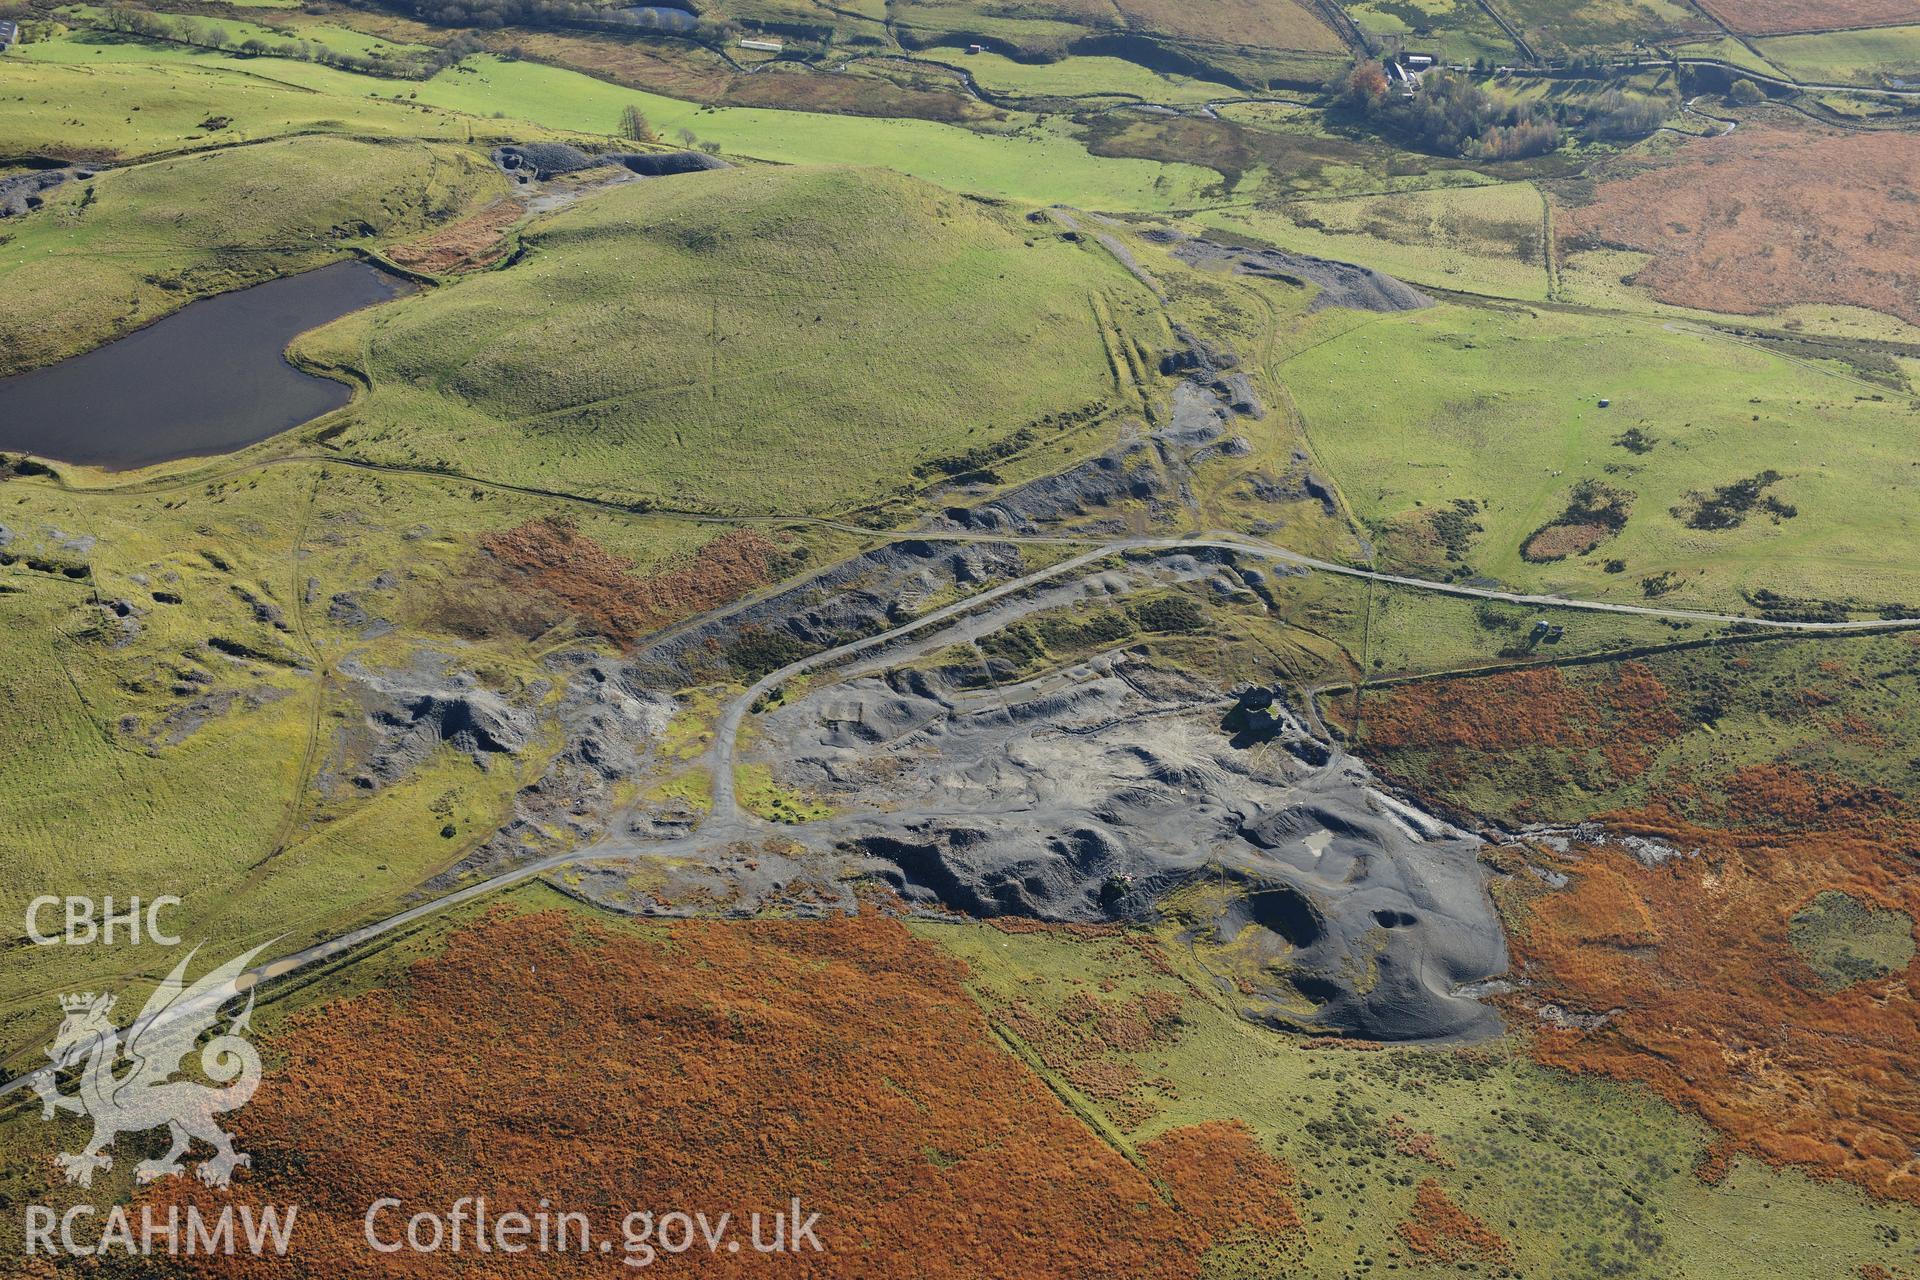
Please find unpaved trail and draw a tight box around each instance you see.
[703,540,1125,826]
[255,472,326,876]
[34,453,1916,633]
[7,502,1920,1095]
[253,460,1920,634]
[700,528,1920,833]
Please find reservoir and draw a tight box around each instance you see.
[0,260,411,470]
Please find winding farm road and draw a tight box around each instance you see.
[6,518,1917,1101]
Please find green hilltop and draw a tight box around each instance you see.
[304,163,1161,513]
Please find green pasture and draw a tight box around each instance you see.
[1344,0,1518,62]
[1753,24,1920,86]
[1281,301,1920,612]
[0,41,512,157]
[942,47,1236,103]
[1497,0,1710,54]
[400,54,1225,209]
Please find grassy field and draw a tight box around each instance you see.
[1107,0,1345,50]
[403,54,1226,209]
[889,0,1344,64]
[941,48,1237,103]
[0,465,511,1069]
[12,33,1225,212]
[1344,0,1705,56]
[9,32,1569,222]
[1280,301,1920,612]
[1753,24,1920,85]
[1352,576,1705,674]
[1669,34,1791,78]
[945,552,1701,705]
[929,919,1920,1279]
[5,9,1920,1274]
[182,48,1220,210]
[668,0,1351,86]
[251,18,433,59]
[1198,180,1554,300]
[56,4,433,61]
[305,163,1158,514]
[0,135,504,375]
[0,40,518,157]
[1345,0,1519,61]
[1494,0,1711,53]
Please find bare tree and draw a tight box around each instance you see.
[620,104,656,143]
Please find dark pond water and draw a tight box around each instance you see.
[0,260,412,470]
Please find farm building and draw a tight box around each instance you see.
[739,37,783,52]
[0,20,19,48]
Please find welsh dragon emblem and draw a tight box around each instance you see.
[30,944,270,1189]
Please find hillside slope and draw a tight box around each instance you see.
[313,163,1156,513]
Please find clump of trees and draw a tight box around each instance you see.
[1473,118,1559,161]
[1331,62,1559,160]
[621,108,719,153]
[1563,88,1672,141]
[1329,60,1674,159]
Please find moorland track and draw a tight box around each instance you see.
[8,226,1920,1078]
[7,466,1920,1100]
[20,453,1920,634]
[253,472,328,877]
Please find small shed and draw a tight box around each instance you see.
[0,21,20,49]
